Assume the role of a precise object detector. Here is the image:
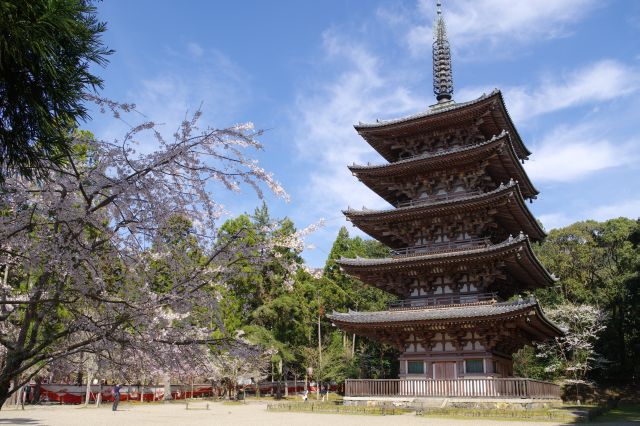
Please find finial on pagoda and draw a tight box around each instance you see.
[433,0,453,103]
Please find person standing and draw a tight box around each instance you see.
[112,384,121,411]
[320,385,328,402]
[23,384,31,405]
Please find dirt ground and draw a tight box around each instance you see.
[0,401,578,426]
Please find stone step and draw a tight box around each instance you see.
[413,397,448,408]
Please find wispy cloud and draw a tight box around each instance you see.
[537,212,574,232]
[525,123,637,182]
[293,31,426,216]
[538,199,640,231]
[93,45,251,153]
[457,60,640,123]
[505,60,640,122]
[186,42,204,58]
[591,199,640,221]
[405,0,599,55]
[290,31,428,262]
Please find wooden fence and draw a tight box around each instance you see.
[345,378,560,399]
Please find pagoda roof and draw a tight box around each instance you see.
[327,298,563,348]
[337,233,557,297]
[354,90,530,162]
[344,180,545,246]
[329,298,558,331]
[349,131,538,203]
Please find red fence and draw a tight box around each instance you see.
[35,384,214,404]
[25,381,336,404]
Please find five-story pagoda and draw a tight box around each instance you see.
[328,2,562,385]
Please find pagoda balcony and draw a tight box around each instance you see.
[390,237,491,257]
[395,189,482,208]
[387,292,499,310]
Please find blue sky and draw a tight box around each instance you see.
[88,0,640,267]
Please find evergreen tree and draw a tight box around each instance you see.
[0,0,112,180]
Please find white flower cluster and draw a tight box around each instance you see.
[0,99,291,391]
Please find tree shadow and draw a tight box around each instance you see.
[0,419,43,425]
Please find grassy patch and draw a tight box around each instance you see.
[222,400,246,406]
[418,407,579,422]
[267,401,410,416]
[591,405,640,423]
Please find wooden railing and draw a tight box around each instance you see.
[390,237,490,257]
[396,190,481,208]
[345,378,561,399]
[388,292,499,310]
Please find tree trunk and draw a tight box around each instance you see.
[163,374,171,401]
[0,355,23,410]
[0,380,13,410]
[84,371,93,406]
[352,334,356,357]
[96,382,102,406]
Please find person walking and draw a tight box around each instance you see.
[320,385,328,402]
[112,384,122,411]
[302,388,308,402]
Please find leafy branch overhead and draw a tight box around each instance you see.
[0,0,113,181]
[0,99,292,405]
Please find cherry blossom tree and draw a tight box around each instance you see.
[209,331,273,400]
[0,100,293,407]
[536,303,607,402]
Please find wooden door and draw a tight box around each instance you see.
[433,361,456,379]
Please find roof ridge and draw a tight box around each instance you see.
[338,233,528,264]
[345,178,517,215]
[327,297,540,323]
[350,129,509,170]
[354,89,501,129]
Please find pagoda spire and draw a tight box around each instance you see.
[433,0,453,103]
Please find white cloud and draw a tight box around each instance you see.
[290,32,429,262]
[504,60,640,122]
[187,42,204,58]
[456,60,640,123]
[591,199,640,221]
[525,124,636,182]
[293,31,426,216]
[93,49,251,155]
[538,199,640,231]
[537,212,574,231]
[406,0,599,55]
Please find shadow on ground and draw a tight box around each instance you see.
[0,418,43,424]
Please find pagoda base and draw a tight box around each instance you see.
[343,395,562,410]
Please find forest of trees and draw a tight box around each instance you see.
[217,206,640,392]
[1,0,637,405]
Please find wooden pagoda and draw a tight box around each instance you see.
[328,2,562,394]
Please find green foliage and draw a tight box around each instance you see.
[323,226,394,311]
[531,217,640,383]
[215,218,401,385]
[216,210,638,388]
[321,226,399,380]
[267,401,411,415]
[513,345,553,381]
[0,0,112,180]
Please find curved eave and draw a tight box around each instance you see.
[354,90,530,160]
[328,299,562,338]
[349,132,539,201]
[344,182,546,244]
[338,235,556,287]
[532,303,565,337]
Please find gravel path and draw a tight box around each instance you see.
[0,401,576,426]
